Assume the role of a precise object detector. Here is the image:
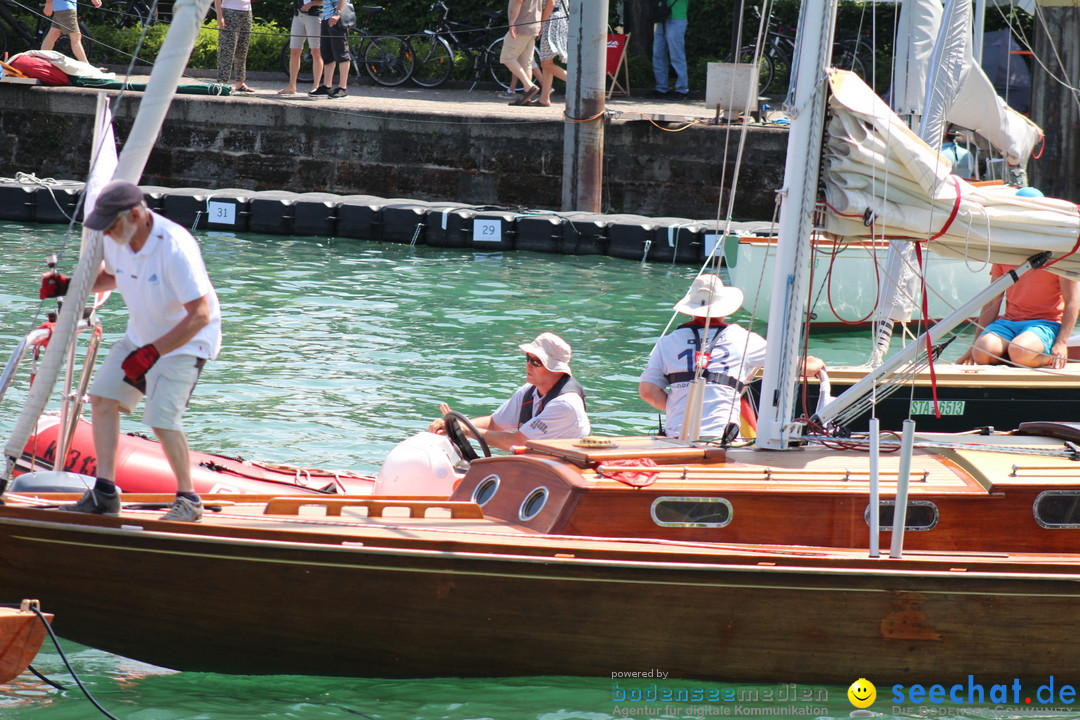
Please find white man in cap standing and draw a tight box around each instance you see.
[39,180,222,522]
[429,332,590,450]
[639,274,822,441]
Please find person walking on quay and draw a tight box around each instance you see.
[310,0,350,98]
[215,0,255,93]
[40,181,223,522]
[500,0,544,105]
[652,0,689,100]
[428,332,590,450]
[41,0,101,65]
[536,0,568,106]
[280,0,324,95]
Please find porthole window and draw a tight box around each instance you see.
[864,501,938,531]
[472,474,500,506]
[519,487,548,521]
[1034,491,1080,528]
[651,497,733,528]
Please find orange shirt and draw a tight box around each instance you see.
[991,264,1065,322]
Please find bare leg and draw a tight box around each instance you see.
[538,57,565,105]
[311,48,324,92]
[502,58,536,92]
[336,59,350,89]
[68,32,89,64]
[1007,331,1052,368]
[90,395,121,481]
[322,61,335,88]
[40,27,62,52]
[281,47,302,93]
[153,427,194,494]
[969,333,1008,365]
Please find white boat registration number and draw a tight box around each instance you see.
[909,400,966,415]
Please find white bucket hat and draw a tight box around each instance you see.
[519,332,573,374]
[673,274,744,318]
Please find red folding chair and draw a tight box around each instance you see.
[606,33,631,98]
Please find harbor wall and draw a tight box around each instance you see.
[0,84,788,220]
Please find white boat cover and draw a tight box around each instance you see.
[821,70,1080,279]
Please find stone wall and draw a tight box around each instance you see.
[0,85,788,220]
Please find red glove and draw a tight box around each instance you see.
[121,344,160,389]
[39,273,70,299]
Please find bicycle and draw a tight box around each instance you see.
[0,0,94,60]
[102,0,156,30]
[407,0,537,90]
[278,5,412,87]
[725,7,866,96]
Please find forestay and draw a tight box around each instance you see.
[821,70,1080,277]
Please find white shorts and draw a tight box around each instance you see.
[289,12,322,50]
[89,336,206,431]
[500,32,537,71]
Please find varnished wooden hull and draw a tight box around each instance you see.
[2,502,1080,681]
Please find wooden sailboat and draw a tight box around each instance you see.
[5,0,1080,692]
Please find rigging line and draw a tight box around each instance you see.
[1012,3,1080,109]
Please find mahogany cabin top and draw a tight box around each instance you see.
[447,432,1080,553]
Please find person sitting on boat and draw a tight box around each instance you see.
[958,261,1079,369]
[638,274,823,441]
[39,181,222,523]
[428,332,590,450]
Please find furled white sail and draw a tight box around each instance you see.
[871,0,1045,358]
[823,70,1080,277]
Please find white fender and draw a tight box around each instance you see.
[373,432,465,497]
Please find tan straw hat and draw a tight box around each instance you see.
[518,332,573,374]
[673,274,744,318]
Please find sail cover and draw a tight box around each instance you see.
[821,70,1080,278]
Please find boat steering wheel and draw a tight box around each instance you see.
[443,411,492,462]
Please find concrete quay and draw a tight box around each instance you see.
[0,71,789,220]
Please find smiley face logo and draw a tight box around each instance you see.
[847,678,876,709]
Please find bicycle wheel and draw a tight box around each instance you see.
[408,33,453,88]
[364,34,413,87]
[106,0,146,29]
[724,44,774,95]
[280,38,315,84]
[485,37,541,91]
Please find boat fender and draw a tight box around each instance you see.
[373,432,464,496]
[9,470,97,493]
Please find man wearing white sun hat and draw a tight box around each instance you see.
[430,332,590,450]
[639,274,822,441]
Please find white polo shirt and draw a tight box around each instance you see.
[491,382,590,440]
[102,211,222,360]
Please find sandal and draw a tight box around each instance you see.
[509,86,540,106]
[236,85,255,93]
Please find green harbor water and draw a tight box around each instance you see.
[0,222,1034,720]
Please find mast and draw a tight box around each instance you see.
[1,0,215,492]
[754,0,838,450]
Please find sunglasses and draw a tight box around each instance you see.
[525,355,544,368]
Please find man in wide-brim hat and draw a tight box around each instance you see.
[639,273,822,441]
[429,331,590,451]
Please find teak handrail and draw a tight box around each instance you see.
[264,497,484,518]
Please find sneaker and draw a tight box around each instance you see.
[675,92,690,102]
[308,85,331,97]
[160,496,203,523]
[328,86,348,99]
[59,488,121,516]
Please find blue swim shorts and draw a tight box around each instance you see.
[983,318,1061,354]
